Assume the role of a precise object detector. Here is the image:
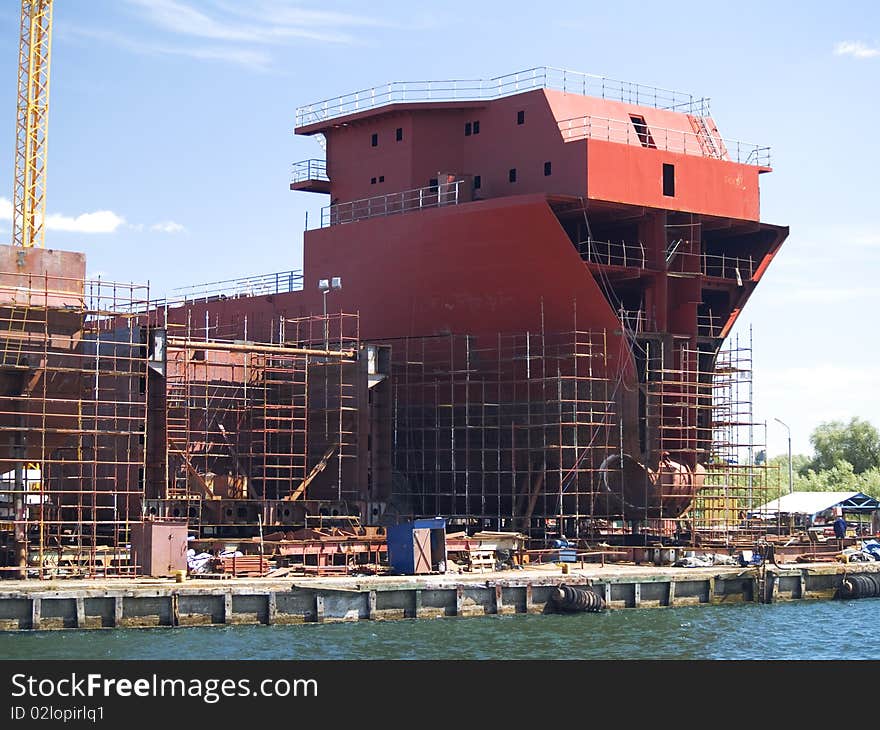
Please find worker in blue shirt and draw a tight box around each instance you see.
[833,514,848,541]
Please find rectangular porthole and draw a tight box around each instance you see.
[474,175,481,190]
[517,110,525,125]
[371,177,377,184]
[371,133,378,147]
[662,163,675,196]
[473,120,480,134]
[509,168,517,183]
[379,175,385,183]
[396,127,403,141]
[544,161,552,176]
[629,115,655,148]
[465,122,472,136]
[429,177,438,192]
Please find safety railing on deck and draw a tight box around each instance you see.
[577,239,758,281]
[154,270,304,308]
[295,66,710,127]
[577,239,647,269]
[618,308,653,334]
[291,159,328,184]
[558,114,771,167]
[673,251,758,281]
[698,312,725,338]
[320,180,462,227]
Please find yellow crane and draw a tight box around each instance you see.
[12,0,53,249]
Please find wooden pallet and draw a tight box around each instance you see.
[468,549,495,573]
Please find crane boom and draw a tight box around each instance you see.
[13,0,53,249]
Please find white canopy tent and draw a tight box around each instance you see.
[750,491,879,533]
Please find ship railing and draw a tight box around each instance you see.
[700,252,757,280]
[295,66,710,127]
[321,180,462,227]
[558,114,771,167]
[697,312,724,338]
[671,251,758,281]
[618,308,652,334]
[152,270,304,309]
[577,238,646,269]
[291,159,328,184]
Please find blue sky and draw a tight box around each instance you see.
[0,0,876,457]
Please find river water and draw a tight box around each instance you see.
[1,599,878,660]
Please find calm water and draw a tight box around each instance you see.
[1,599,878,660]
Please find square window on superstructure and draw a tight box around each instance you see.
[509,168,517,183]
[371,133,378,147]
[379,175,385,182]
[371,177,377,184]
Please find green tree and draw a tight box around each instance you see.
[810,418,880,474]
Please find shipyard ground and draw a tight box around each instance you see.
[0,561,874,631]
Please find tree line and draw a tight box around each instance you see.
[760,417,880,497]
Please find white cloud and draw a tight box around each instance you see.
[122,0,388,47]
[150,221,185,234]
[64,1,426,71]
[0,197,125,233]
[63,26,272,71]
[46,210,125,234]
[834,41,880,59]
[0,197,183,235]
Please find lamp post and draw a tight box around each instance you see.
[317,276,342,351]
[774,418,793,495]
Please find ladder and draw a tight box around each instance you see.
[688,114,723,159]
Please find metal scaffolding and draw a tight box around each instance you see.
[144,309,363,538]
[0,268,149,577]
[388,328,622,541]
[386,321,774,547]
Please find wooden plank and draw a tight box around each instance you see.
[31,597,40,631]
[667,580,676,607]
[75,597,85,629]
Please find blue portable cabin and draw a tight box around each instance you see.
[386,518,447,575]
